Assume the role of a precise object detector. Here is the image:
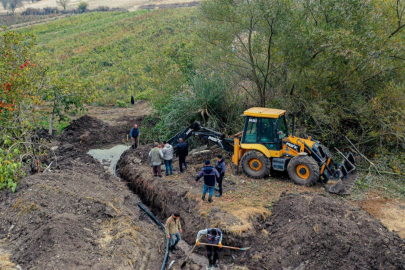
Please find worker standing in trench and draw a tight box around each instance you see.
[130,124,140,149]
[196,228,223,269]
[165,213,183,254]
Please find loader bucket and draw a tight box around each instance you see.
[324,152,358,195]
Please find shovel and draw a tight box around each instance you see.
[198,243,251,251]
[181,236,202,268]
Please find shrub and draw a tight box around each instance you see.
[43,7,59,14]
[0,148,22,193]
[116,100,127,108]
[152,72,244,141]
[78,1,88,13]
[22,8,42,15]
[96,6,110,12]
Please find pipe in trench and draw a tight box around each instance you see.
[114,153,170,270]
[137,201,170,270]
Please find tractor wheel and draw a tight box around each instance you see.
[287,156,320,186]
[241,150,271,179]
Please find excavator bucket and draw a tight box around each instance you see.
[324,152,358,195]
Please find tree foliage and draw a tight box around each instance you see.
[57,0,70,11]
[1,29,90,190]
[197,0,405,152]
[1,29,43,142]
[151,72,243,141]
[0,0,8,10]
[78,1,88,13]
[7,0,23,14]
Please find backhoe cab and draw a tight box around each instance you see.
[233,107,358,195]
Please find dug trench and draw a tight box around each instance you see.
[117,145,405,270]
[1,113,405,270]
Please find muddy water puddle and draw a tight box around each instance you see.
[87,144,130,173]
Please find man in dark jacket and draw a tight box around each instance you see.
[195,160,220,203]
[130,124,140,149]
[196,228,223,268]
[177,138,189,173]
[215,155,226,197]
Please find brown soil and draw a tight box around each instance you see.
[117,145,405,269]
[2,104,405,270]
[355,194,405,239]
[0,141,164,269]
[58,114,144,150]
[253,193,405,269]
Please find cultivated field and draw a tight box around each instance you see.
[0,0,198,14]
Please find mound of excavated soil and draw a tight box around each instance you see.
[250,193,405,270]
[0,143,164,270]
[58,115,145,149]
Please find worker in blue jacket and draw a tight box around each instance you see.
[130,124,140,149]
[195,160,220,203]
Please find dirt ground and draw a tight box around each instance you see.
[117,142,405,269]
[1,103,405,270]
[0,105,162,270]
[0,0,199,15]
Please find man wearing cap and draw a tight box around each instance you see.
[196,228,223,268]
[195,160,220,203]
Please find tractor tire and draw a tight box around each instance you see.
[287,156,320,186]
[241,150,271,179]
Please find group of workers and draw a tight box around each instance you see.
[146,138,190,177]
[131,123,227,201]
[130,124,227,268]
[165,213,223,269]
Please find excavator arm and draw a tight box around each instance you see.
[167,122,234,153]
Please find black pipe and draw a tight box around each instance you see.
[137,201,170,270]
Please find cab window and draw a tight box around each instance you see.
[277,115,288,139]
[243,117,258,143]
[259,118,275,143]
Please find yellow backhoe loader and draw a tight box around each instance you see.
[168,107,358,195]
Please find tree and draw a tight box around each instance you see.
[1,29,44,141]
[197,0,405,151]
[78,1,88,13]
[41,73,91,135]
[0,0,8,10]
[57,0,70,12]
[197,0,293,107]
[7,0,23,14]
[1,29,44,192]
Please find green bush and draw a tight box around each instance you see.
[78,2,89,13]
[150,72,244,142]
[116,100,127,108]
[0,149,22,193]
